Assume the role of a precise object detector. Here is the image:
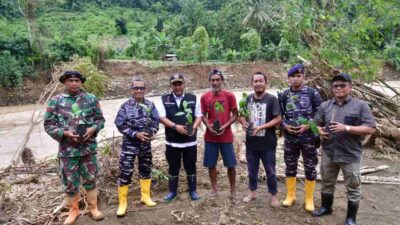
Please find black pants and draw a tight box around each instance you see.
[165,145,197,176]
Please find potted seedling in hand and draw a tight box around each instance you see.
[238,93,254,136]
[139,103,154,138]
[71,102,86,141]
[174,100,194,136]
[298,117,320,136]
[212,101,225,134]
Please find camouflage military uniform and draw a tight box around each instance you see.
[114,98,159,185]
[44,90,105,196]
[281,86,322,180]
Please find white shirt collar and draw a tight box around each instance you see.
[173,93,185,100]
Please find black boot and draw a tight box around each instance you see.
[312,193,334,217]
[163,176,178,202]
[345,200,359,225]
[187,175,200,200]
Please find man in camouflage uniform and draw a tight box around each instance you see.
[44,70,105,225]
[278,64,322,211]
[115,78,159,217]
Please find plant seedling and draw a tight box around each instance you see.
[298,117,319,135]
[139,103,154,138]
[71,102,86,141]
[174,100,194,136]
[212,101,225,133]
[238,93,254,136]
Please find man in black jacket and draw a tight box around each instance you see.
[158,73,203,201]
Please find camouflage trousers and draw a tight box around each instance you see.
[59,153,99,196]
[284,138,318,180]
[118,143,153,186]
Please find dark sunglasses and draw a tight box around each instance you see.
[131,86,146,91]
[332,83,349,89]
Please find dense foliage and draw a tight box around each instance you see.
[0,0,399,88]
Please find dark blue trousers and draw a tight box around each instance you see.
[246,148,277,195]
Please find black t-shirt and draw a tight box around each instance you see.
[245,93,281,151]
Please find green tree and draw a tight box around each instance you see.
[208,37,223,60]
[115,18,128,34]
[177,37,196,61]
[240,29,261,60]
[242,0,279,33]
[192,26,209,62]
[0,51,23,88]
[153,32,172,59]
[180,0,205,36]
[155,17,164,32]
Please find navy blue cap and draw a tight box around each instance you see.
[59,70,86,83]
[332,73,352,83]
[288,64,305,77]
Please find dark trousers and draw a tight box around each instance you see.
[284,138,318,180]
[246,148,277,195]
[118,144,153,186]
[165,145,197,176]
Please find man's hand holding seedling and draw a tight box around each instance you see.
[176,124,188,135]
[136,132,150,142]
[83,127,97,142]
[64,130,80,143]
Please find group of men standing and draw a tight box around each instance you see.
[44,65,375,225]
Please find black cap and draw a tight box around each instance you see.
[332,73,352,83]
[59,70,86,83]
[170,73,185,84]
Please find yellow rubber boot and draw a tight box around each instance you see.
[140,179,157,207]
[282,177,296,207]
[64,194,80,225]
[117,185,129,217]
[86,188,105,221]
[305,179,316,212]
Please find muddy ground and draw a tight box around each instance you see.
[2,129,398,225]
[74,139,400,225]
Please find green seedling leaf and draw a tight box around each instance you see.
[309,121,320,135]
[214,101,225,113]
[182,100,188,109]
[139,103,151,113]
[185,108,193,114]
[71,103,81,115]
[186,114,193,124]
[175,112,186,116]
[291,95,299,102]
[298,117,308,125]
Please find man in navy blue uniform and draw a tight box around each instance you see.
[278,64,322,212]
[114,78,159,217]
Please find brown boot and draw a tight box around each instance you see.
[86,188,105,221]
[64,194,80,225]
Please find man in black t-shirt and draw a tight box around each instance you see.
[239,72,282,207]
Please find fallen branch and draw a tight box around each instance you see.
[276,174,400,185]
[171,210,185,222]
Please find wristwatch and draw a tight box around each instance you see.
[172,123,177,130]
[345,125,351,132]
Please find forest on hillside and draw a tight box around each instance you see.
[0,0,400,89]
